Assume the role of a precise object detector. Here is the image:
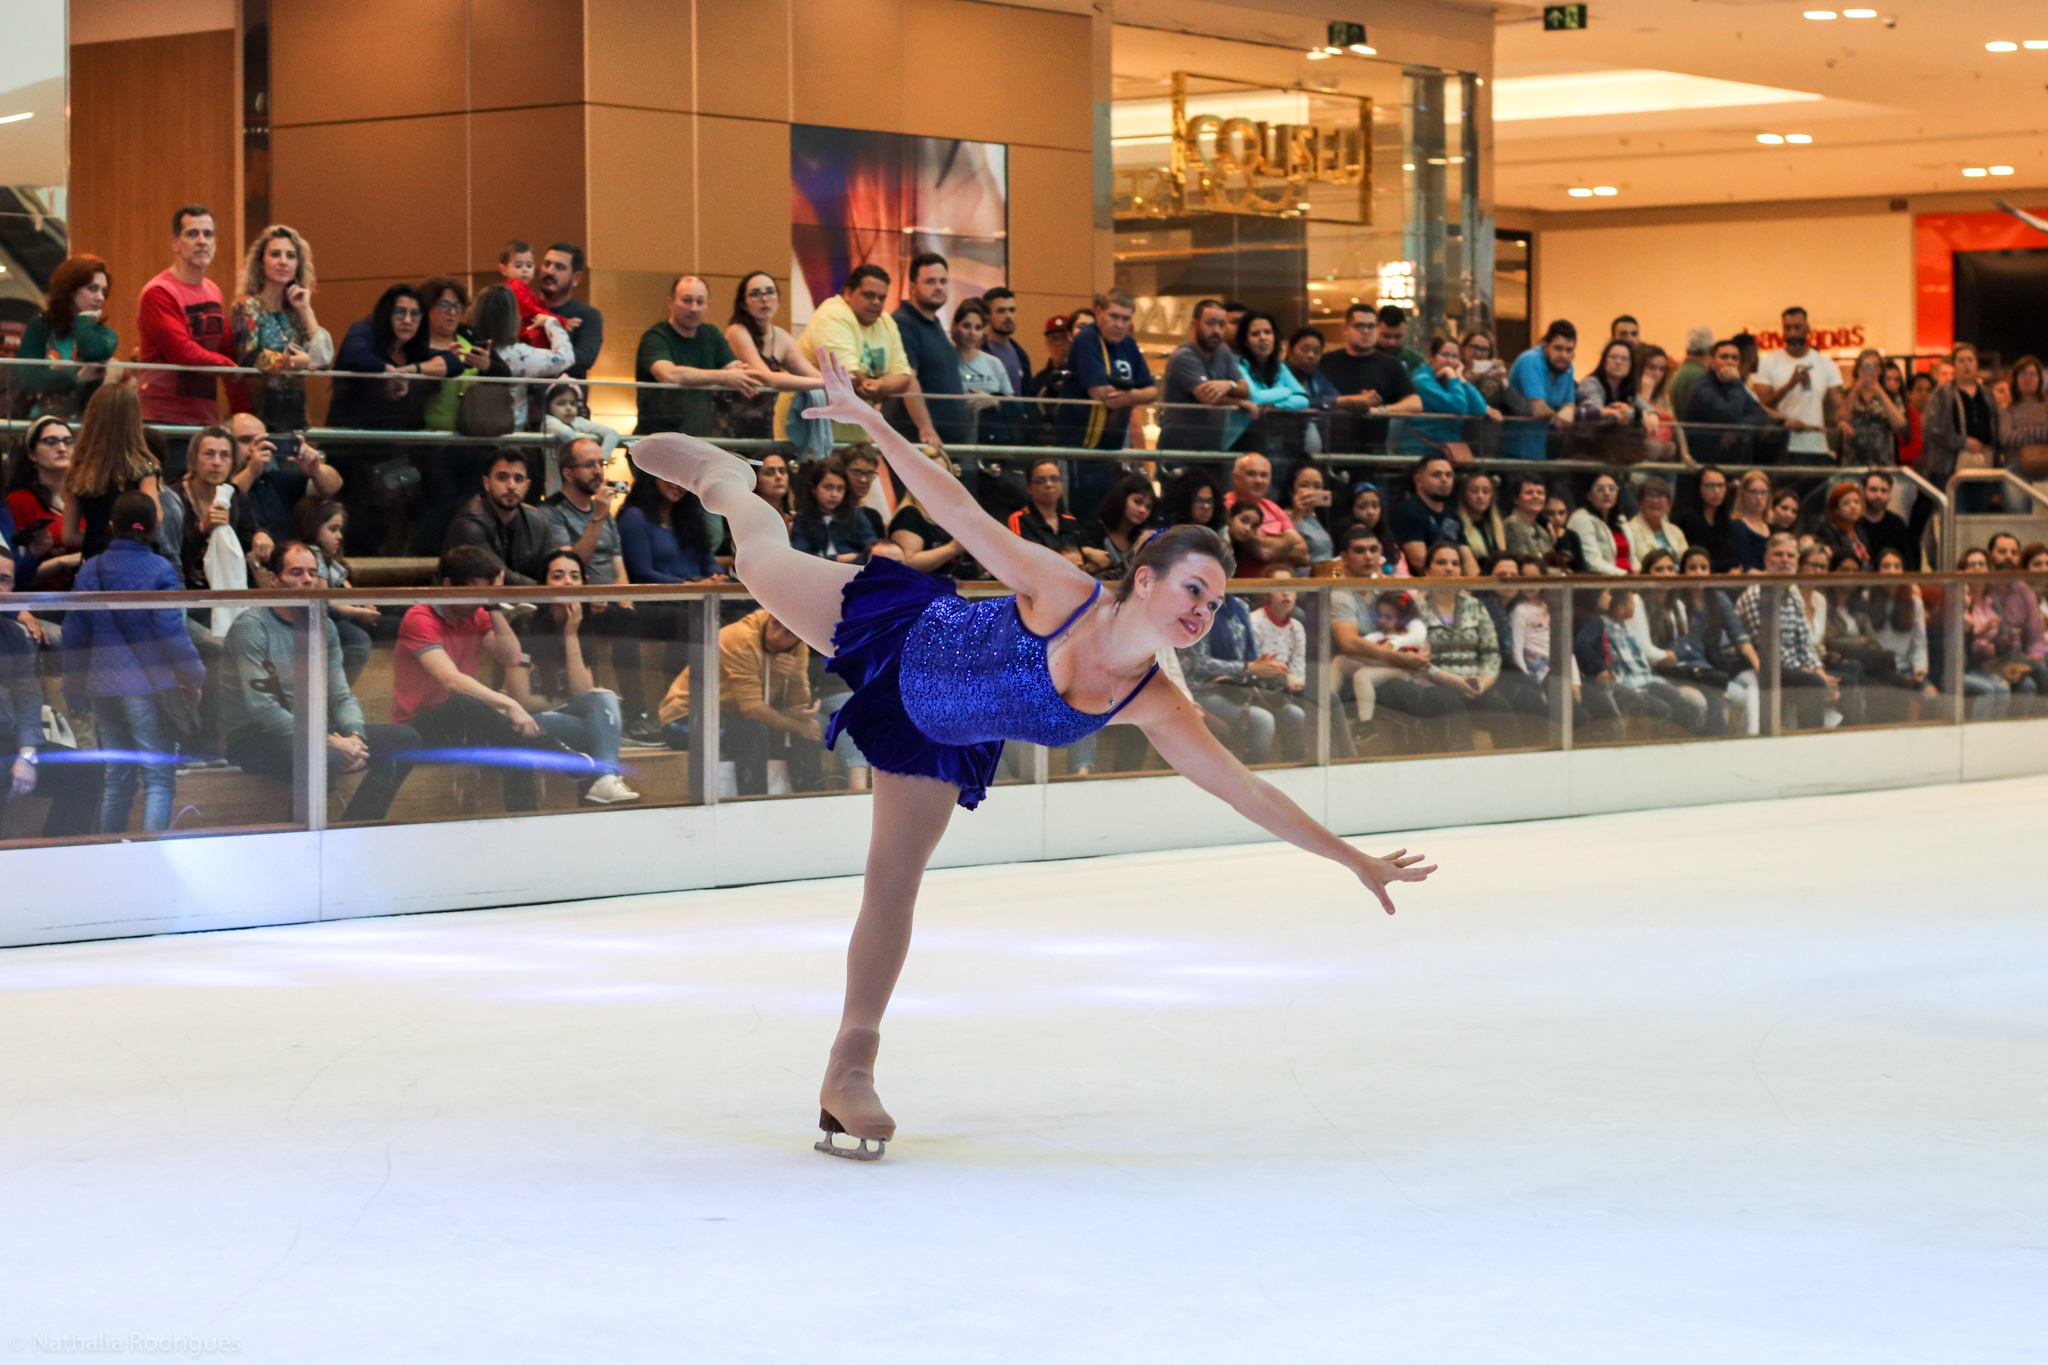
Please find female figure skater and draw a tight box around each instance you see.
[631,352,1436,1161]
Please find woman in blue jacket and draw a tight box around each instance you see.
[1409,334,1496,452]
[62,491,204,833]
[1226,311,1309,451]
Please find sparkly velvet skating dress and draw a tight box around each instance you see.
[824,558,1159,808]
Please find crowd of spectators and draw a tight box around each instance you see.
[3,203,2048,836]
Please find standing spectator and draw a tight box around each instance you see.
[1610,315,1640,345]
[1454,469,1508,565]
[793,265,914,444]
[13,255,115,420]
[469,284,574,433]
[1502,471,1554,561]
[229,413,339,545]
[1737,532,1844,729]
[1156,299,1250,452]
[1083,471,1158,580]
[723,271,823,441]
[59,380,161,561]
[1223,453,1308,577]
[1837,347,1906,467]
[329,284,453,431]
[417,276,483,434]
[506,549,638,805]
[289,498,378,684]
[1567,471,1629,575]
[1320,304,1421,453]
[1575,338,1648,461]
[136,206,232,426]
[1667,326,1715,422]
[1675,465,1736,571]
[1622,476,1688,567]
[1856,469,1915,568]
[1055,291,1157,454]
[444,450,554,585]
[1685,339,1781,466]
[1998,356,2048,499]
[220,540,419,822]
[1031,313,1073,403]
[1918,343,1997,497]
[1375,305,1426,371]
[1284,326,1341,412]
[1284,463,1334,566]
[634,275,760,436]
[949,298,1013,444]
[1752,307,1842,462]
[1229,310,1309,452]
[980,288,1030,396]
[792,457,880,563]
[1505,320,1578,460]
[1392,453,1474,576]
[1636,345,1686,461]
[537,242,604,379]
[228,224,333,431]
[62,491,203,832]
[1006,458,1086,566]
[1410,334,1494,452]
[887,252,966,447]
[1461,329,1525,420]
[0,556,101,839]
[1179,590,1293,763]
[659,608,823,796]
[4,417,80,590]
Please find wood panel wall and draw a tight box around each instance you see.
[68,30,239,351]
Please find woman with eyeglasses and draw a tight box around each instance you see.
[4,416,82,590]
[629,354,1436,1161]
[330,283,456,431]
[725,271,823,440]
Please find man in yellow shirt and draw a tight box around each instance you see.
[660,608,823,794]
[786,263,917,445]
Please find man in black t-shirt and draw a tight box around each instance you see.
[1389,452,1475,576]
[1319,303,1422,453]
[887,252,969,447]
[1857,469,1919,568]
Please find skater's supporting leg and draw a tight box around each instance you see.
[631,432,857,655]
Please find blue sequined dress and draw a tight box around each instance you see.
[823,557,1160,809]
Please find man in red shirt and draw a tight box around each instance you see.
[137,205,233,426]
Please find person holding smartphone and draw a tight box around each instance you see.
[1285,462,1335,565]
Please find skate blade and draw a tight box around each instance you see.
[813,1132,887,1161]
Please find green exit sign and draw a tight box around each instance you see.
[1544,4,1588,29]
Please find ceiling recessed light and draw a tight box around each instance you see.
[1842,6,1876,15]
[1593,185,1619,196]
[1804,10,1838,18]
[1568,187,1595,197]
[2026,41,2048,50]
[0,112,32,126]
[1347,42,1377,55]
[1990,166,2016,175]
[1305,48,1334,59]
[1962,167,1989,177]
[1757,132,1785,144]
[1986,41,2018,52]
[1786,133,1813,144]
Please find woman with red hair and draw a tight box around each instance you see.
[13,255,116,420]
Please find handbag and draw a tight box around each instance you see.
[457,380,516,438]
[2020,444,2048,478]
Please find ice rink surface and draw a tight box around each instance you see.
[3,776,2045,1362]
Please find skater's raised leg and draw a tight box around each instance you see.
[631,431,856,655]
[818,769,959,1146]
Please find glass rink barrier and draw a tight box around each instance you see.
[6,565,2045,847]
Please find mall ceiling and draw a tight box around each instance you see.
[1492,0,2048,211]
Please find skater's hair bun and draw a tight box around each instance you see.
[1114,523,1234,602]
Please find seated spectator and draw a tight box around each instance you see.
[229,224,334,431]
[1325,526,1459,751]
[1501,471,1552,561]
[219,540,418,822]
[506,549,638,805]
[5,417,81,590]
[660,607,824,795]
[1410,335,1494,452]
[1506,559,1558,683]
[2027,544,2048,638]
[1248,569,1310,762]
[0,555,100,839]
[1006,459,1085,566]
[1857,469,1916,569]
[1870,548,1935,699]
[1738,532,1848,730]
[1541,494,1571,554]
[1983,532,2048,704]
[1674,465,1735,572]
[1179,590,1297,762]
[1622,476,1688,568]
[330,283,453,431]
[136,206,232,426]
[1418,540,1544,733]
[617,469,722,584]
[1769,486,1805,545]
[1815,482,1871,568]
[1392,453,1473,576]
[1223,453,1308,577]
[1283,326,1341,412]
[538,382,623,497]
[888,447,985,580]
[1083,472,1158,580]
[392,544,589,813]
[837,443,892,548]
[230,413,340,545]
[1957,547,2014,720]
[292,498,380,684]
[1157,469,1226,534]
[170,425,267,592]
[1228,310,1309,452]
[445,449,554,585]
[1728,468,1774,572]
[1684,339,1782,466]
[1566,472,1629,575]
[635,275,760,438]
[1574,584,1707,734]
[1455,469,1507,565]
[1339,481,1408,577]
[470,283,575,431]
[59,380,161,561]
[1635,549,1726,734]
[1505,320,1577,460]
[793,457,881,563]
[14,255,115,421]
[752,449,795,530]
[1283,463,1334,566]
[1677,544,1761,734]
[62,491,203,833]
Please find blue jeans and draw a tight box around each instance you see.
[1195,688,1277,763]
[94,693,177,832]
[535,689,622,773]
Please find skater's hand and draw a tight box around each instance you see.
[805,350,879,427]
[1354,847,1436,915]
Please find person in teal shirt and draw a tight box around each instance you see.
[1225,310,1309,449]
[14,255,118,420]
[1408,334,1494,451]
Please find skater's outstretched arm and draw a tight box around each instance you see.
[1123,677,1435,914]
[805,351,1098,624]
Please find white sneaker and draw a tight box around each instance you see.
[583,774,641,804]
